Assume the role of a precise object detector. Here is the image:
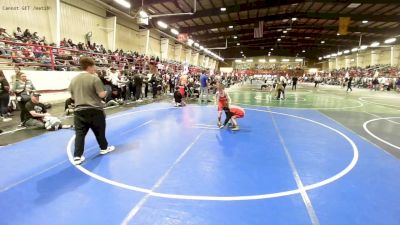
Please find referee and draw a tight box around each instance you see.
[69,57,115,165]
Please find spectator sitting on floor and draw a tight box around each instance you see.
[174,86,185,107]
[24,92,73,130]
[65,97,75,116]
[105,89,124,107]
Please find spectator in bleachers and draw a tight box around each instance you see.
[13,73,36,125]
[0,39,6,56]
[23,29,32,39]
[0,28,11,38]
[0,70,12,122]
[32,32,40,42]
[14,27,23,40]
[32,42,44,58]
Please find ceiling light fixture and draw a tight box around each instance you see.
[321,40,325,44]
[370,42,380,47]
[384,38,396,44]
[362,20,368,24]
[347,3,361,8]
[114,0,131,8]
[220,7,226,12]
[157,21,168,29]
[170,28,179,35]
[139,10,148,18]
[228,25,234,29]
[233,35,238,39]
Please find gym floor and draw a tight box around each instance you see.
[1,82,399,225]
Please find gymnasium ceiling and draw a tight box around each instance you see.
[106,0,400,60]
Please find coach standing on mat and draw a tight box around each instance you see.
[199,70,209,103]
[69,57,115,165]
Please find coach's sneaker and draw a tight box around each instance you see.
[217,121,222,127]
[232,126,240,131]
[100,146,115,155]
[73,156,85,165]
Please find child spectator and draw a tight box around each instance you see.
[174,86,185,107]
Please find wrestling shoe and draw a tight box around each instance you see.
[100,146,115,155]
[73,156,85,165]
[232,126,240,131]
[217,122,222,127]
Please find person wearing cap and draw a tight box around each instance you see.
[23,92,49,128]
[68,57,115,165]
[24,92,72,130]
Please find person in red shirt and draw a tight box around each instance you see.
[219,104,245,131]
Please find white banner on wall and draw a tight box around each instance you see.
[3,70,81,91]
